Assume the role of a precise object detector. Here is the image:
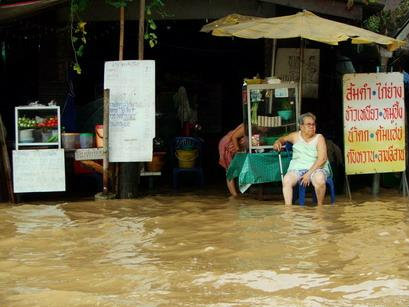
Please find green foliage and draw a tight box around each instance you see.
[363,15,381,33]
[68,0,167,71]
[70,0,89,75]
[363,0,409,35]
[145,0,168,48]
[71,0,89,12]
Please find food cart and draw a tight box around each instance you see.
[226,80,299,192]
[13,105,66,193]
[243,81,299,151]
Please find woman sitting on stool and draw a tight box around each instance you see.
[273,112,330,205]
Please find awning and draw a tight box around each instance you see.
[0,0,67,23]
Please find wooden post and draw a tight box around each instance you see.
[138,0,145,60]
[0,115,14,203]
[119,7,125,61]
[103,89,110,194]
[116,0,146,199]
[95,89,116,201]
[117,0,146,199]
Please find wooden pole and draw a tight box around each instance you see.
[116,5,125,196]
[138,0,145,60]
[0,115,14,203]
[103,89,110,194]
[95,89,116,200]
[119,7,125,60]
[116,0,146,199]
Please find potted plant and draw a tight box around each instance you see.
[146,137,166,172]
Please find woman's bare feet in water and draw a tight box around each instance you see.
[227,179,238,197]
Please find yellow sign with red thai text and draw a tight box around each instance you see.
[343,72,405,175]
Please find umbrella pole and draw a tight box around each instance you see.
[298,38,304,113]
[268,39,277,114]
[271,39,277,76]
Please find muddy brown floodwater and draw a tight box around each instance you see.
[0,192,408,306]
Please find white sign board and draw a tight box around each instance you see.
[104,60,155,162]
[75,148,104,161]
[274,88,289,98]
[13,149,66,193]
[275,48,320,98]
[343,72,405,174]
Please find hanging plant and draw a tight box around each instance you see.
[144,0,168,48]
[70,0,89,74]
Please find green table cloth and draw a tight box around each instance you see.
[226,152,292,189]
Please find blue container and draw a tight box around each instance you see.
[277,110,293,120]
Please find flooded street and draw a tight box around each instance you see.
[0,193,409,307]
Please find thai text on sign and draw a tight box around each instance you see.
[343,72,405,175]
[104,60,155,162]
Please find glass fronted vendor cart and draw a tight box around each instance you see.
[243,82,299,152]
[226,82,299,192]
[15,106,61,150]
[13,106,65,194]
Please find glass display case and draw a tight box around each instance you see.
[15,106,61,150]
[243,82,299,152]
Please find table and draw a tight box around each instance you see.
[226,152,292,192]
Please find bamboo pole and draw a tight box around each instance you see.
[116,6,125,195]
[119,7,125,60]
[138,0,145,60]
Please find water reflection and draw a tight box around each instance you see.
[0,193,408,306]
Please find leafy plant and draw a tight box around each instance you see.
[70,0,90,74]
[144,0,168,48]
[363,0,409,35]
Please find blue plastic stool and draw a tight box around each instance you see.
[297,177,335,205]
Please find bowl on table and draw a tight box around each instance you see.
[277,110,293,120]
